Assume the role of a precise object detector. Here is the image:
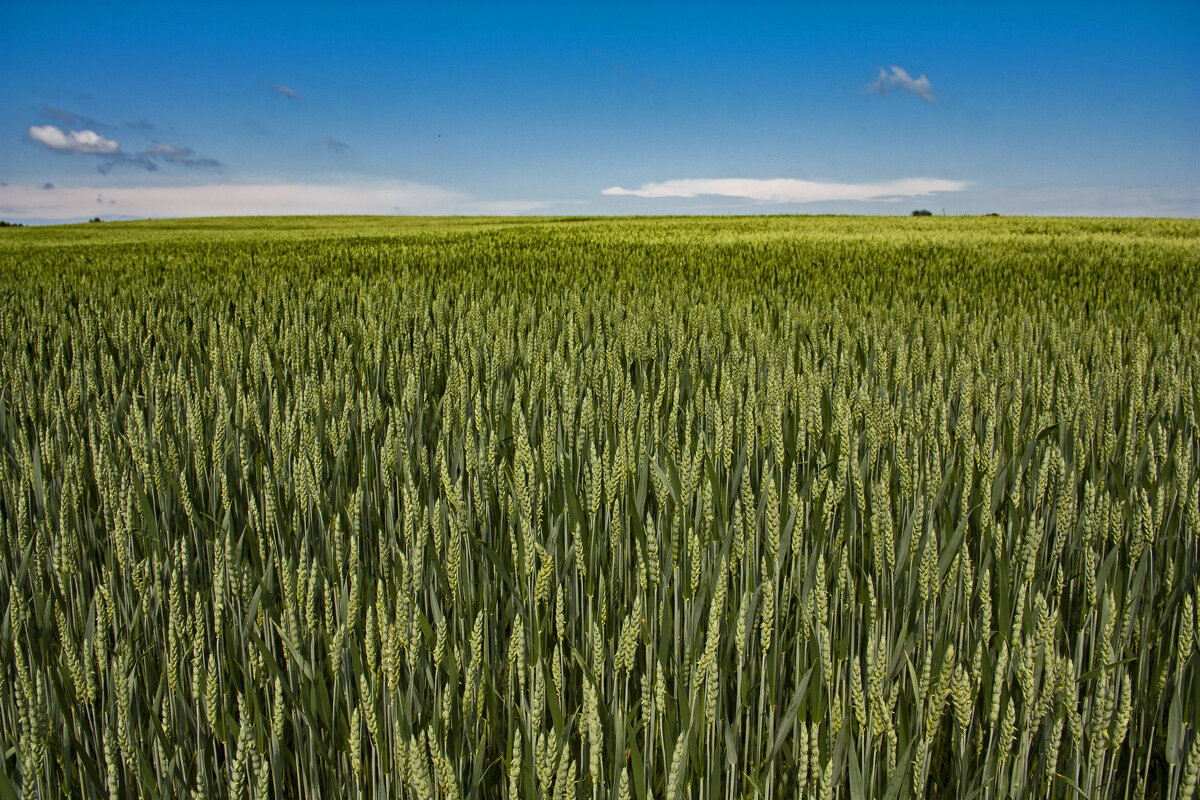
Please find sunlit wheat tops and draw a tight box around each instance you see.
[1,215,1199,798]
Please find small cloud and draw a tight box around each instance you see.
[28,124,120,154]
[602,177,968,203]
[146,142,222,169]
[147,143,186,159]
[43,182,54,190]
[270,84,303,101]
[127,119,155,131]
[94,142,221,174]
[325,135,349,152]
[98,155,157,175]
[867,66,935,103]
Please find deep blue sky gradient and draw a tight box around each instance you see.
[2,1,1197,219]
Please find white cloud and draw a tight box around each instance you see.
[0,182,547,220]
[601,177,968,203]
[26,129,221,173]
[867,66,935,103]
[28,125,120,154]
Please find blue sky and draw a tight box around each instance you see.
[2,1,1197,221]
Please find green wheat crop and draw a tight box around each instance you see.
[1,215,1198,799]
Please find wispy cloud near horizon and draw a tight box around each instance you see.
[602,177,968,203]
[867,66,936,103]
[0,181,546,220]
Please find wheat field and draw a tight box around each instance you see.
[1,215,1198,798]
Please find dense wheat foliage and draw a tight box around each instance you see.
[1,216,1199,799]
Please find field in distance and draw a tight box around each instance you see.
[1,216,1198,799]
